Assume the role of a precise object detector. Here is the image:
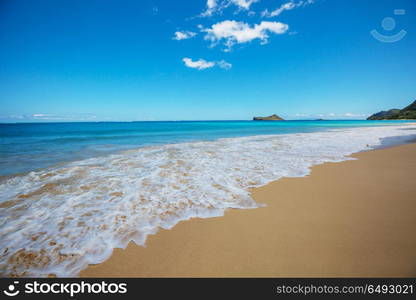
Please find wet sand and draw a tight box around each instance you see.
[81,143,416,277]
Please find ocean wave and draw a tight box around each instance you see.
[0,125,415,277]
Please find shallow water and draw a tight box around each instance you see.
[0,120,411,176]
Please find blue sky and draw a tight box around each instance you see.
[0,0,415,122]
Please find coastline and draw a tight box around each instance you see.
[2,124,415,277]
[80,142,416,277]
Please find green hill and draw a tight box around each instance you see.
[367,100,416,120]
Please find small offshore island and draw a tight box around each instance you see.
[253,114,284,121]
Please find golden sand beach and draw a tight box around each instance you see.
[81,143,416,277]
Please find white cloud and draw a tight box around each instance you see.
[182,58,232,70]
[230,0,258,10]
[288,111,368,120]
[262,2,295,17]
[208,0,218,10]
[173,31,197,40]
[343,112,367,118]
[9,113,99,121]
[183,58,215,70]
[262,0,314,18]
[30,114,74,120]
[315,112,367,119]
[202,20,289,50]
[201,0,259,17]
[217,60,232,69]
[201,0,219,16]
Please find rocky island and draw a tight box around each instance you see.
[367,100,416,120]
[253,114,284,121]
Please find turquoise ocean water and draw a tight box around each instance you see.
[0,120,412,176]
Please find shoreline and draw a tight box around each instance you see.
[80,142,416,277]
[1,121,415,179]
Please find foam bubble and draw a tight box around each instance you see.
[0,125,415,277]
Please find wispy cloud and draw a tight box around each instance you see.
[342,112,367,118]
[1,113,98,122]
[230,0,259,10]
[182,57,232,70]
[262,0,314,18]
[217,60,232,70]
[294,113,309,118]
[173,30,197,40]
[262,2,296,18]
[316,112,368,119]
[30,113,98,121]
[200,0,259,17]
[201,20,289,51]
[290,112,368,120]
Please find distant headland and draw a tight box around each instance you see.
[253,114,284,121]
[367,100,416,120]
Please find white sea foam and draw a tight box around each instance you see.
[0,125,415,277]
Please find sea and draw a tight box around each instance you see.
[0,120,415,277]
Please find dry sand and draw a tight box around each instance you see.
[81,143,416,277]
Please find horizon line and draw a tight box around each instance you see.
[1,119,401,125]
